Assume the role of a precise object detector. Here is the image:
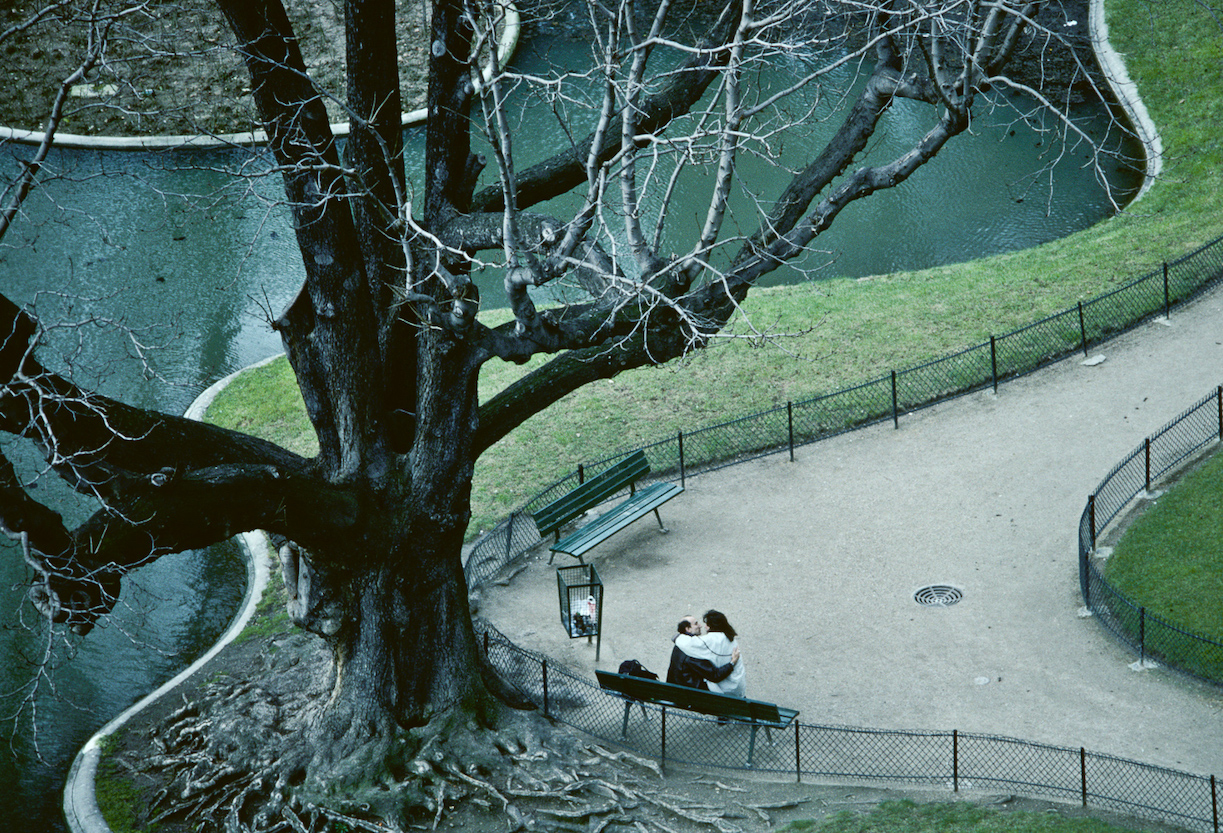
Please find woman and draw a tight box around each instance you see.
[675,609,746,698]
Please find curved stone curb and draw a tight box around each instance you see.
[3,3,520,152]
[1089,0,1163,199]
[62,360,280,833]
[0,110,429,151]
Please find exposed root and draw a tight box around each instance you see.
[117,696,785,833]
[104,634,801,833]
[588,743,665,778]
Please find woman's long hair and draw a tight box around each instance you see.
[703,609,736,641]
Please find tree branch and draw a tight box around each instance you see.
[469,0,743,214]
[217,0,388,480]
[1,292,357,631]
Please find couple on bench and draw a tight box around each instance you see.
[665,610,747,698]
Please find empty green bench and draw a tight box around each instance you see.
[595,669,798,767]
[532,450,683,563]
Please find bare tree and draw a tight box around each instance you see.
[0,0,1116,827]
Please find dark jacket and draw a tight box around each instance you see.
[666,644,734,689]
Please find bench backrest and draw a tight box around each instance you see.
[533,450,651,537]
[595,669,783,724]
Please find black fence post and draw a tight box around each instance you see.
[660,707,667,775]
[1082,541,1092,609]
[990,336,999,394]
[542,659,550,717]
[1081,747,1088,806]
[1088,494,1097,549]
[1145,438,1152,493]
[891,371,900,429]
[505,512,516,562]
[483,630,489,658]
[678,431,686,488]
[1163,262,1171,319]
[794,721,801,783]
[953,730,959,792]
[1140,607,1146,666]
[577,464,585,485]
[1078,302,1088,357]
[1211,774,1218,833]
[788,402,795,462]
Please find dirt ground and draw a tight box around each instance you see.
[102,618,1194,833]
[477,286,1223,784]
[0,0,429,137]
[0,0,1098,139]
[97,284,1223,833]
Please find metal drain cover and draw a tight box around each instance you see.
[914,585,963,607]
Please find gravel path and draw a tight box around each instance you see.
[480,284,1223,780]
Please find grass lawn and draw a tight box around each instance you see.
[203,0,1223,541]
[778,799,1171,833]
[1104,449,1223,676]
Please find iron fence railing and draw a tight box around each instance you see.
[458,233,1223,832]
[1079,385,1223,685]
[465,231,1223,593]
[475,623,1222,833]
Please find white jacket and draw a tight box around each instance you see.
[675,631,746,697]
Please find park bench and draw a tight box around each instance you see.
[595,669,799,767]
[532,450,683,564]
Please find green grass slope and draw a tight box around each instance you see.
[204,0,1223,537]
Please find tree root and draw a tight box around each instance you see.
[109,651,799,833]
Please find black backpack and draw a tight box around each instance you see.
[618,659,658,680]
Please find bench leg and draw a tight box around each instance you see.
[747,724,759,767]
[652,507,669,533]
[621,701,632,739]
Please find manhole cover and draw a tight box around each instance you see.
[914,585,963,607]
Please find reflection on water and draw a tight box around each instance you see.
[495,36,1142,299]
[0,31,1140,833]
[0,146,296,833]
[0,537,245,833]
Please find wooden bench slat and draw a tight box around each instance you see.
[596,670,791,727]
[596,670,798,767]
[535,472,639,534]
[533,450,651,538]
[550,482,683,559]
[537,459,647,526]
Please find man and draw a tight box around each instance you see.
[666,615,739,689]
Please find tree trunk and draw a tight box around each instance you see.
[293,328,489,777]
[303,542,488,780]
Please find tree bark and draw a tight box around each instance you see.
[213,0,493,746]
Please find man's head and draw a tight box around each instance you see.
[676,615,701,635]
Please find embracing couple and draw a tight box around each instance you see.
[665,610,747,698]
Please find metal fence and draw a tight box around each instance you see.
[459,232,1223,829]
[475,623,1222,833]
[1079,386,1223,685]
[465,230,1223,591]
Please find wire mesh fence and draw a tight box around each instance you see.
[458,234,1223,833]
[897,344,993,412]
[465,232,1223,600]
[1079,385,1223,685]
[476,624,1221,832]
